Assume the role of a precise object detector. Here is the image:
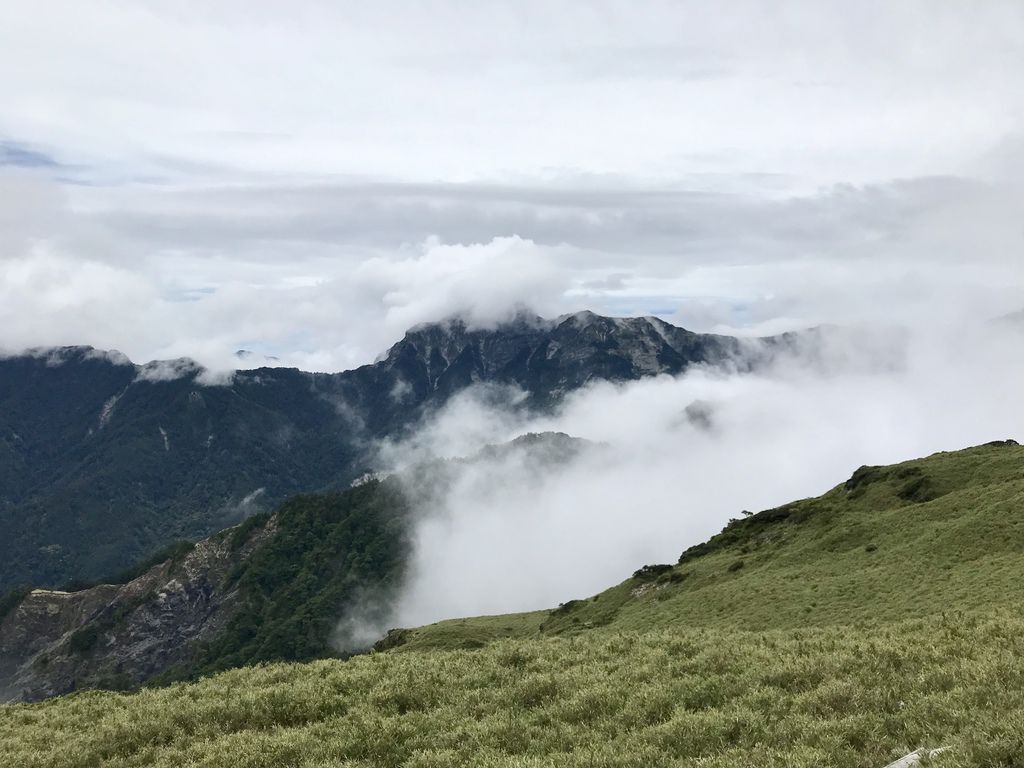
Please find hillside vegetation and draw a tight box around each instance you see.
[398,440,1024,649]
[2,435,593,701]
[2,614,1023,768]
[2,441,1022,766]
[0,480,410,701]
[181,480,409,678]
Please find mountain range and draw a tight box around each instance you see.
[0,312,799,592]
[2,310,1022,765]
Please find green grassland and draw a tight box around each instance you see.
[3,615,1023,767]
[2,441,1023,767]
[401,441,1024,648]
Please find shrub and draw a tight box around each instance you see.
[632,564,674,581]
[550,600,584,617]
[68,624,102,654]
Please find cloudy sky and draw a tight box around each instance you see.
[2,1,1023,370]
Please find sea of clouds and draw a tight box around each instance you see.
[360,317,1024,635]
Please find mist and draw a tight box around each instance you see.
[375,318,1024,630]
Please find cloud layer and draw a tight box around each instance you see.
[4,2,1024,185]
[1,3,1023,369]
[382,319,1024,628]
[1,160,1022,372]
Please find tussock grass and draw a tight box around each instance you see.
[3,613,1024,766]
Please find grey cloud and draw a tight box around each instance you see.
[2,157,1022,373]
[80,173,995,266]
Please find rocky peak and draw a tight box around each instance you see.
[374,310,755,402]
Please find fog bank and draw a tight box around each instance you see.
[381,320,1024,629]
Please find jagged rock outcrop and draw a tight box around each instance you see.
[0,518,274,702]
[374,311,773,406]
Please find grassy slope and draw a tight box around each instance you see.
[3,442,1023,767]
[3,616,1023,767]
[400,442,1024,649]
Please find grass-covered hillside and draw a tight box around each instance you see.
[398,440,1024,649]
[2,440,1022,767]
[3,614,1023,768]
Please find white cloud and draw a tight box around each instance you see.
[3,2,1024,186]
[1,2,1023,367]
[0,174,587,369]
[3,158,1022,371]
[385,320,1024,627]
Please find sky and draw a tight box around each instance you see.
[1,1,1023,372]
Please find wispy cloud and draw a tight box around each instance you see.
[0,141,60,169]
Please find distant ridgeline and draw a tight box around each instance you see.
[0,312,799,591]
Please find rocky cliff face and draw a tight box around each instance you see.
[377,311,771,405]
[0,517,274,702]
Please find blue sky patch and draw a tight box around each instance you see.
[0,140,60,168]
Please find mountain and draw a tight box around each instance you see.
[0,480,409,702]
[0,433,592,702]
[2,440,1022,767]
[0,348,361,593]
[0,522,274,702]
[0,312,793,591]
[380,311,784,407]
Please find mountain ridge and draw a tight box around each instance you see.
[2,309,765,378]
[0,312,798,591]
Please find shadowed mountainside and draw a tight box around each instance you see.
[0,312,798,591]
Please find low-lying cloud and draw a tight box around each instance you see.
[378,319,1024,629]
